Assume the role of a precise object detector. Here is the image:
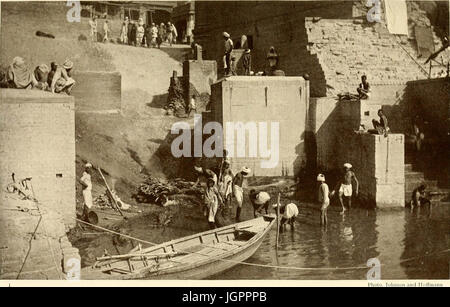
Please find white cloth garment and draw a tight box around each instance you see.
[385,0,408,35]
[339,183,353,197]
[283,203,299,219]
[80,171,93,209]
[234,185,244,207]
[254,192,271,205]
[219,174,233,198]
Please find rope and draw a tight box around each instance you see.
[16,215,42,279]
[75,218,450,273]
[74,218,157,246]
[13,192,62,279]
[37,203,63,280]
[395,35,429,77]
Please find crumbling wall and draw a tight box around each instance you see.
[195,1,353,97]
[71,71,121,112]
[0,89,76,227]
[196,1,448,98]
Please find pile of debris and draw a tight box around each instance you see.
[134,176,203,207]
[165,72,186,116]
[93,192,112,208]
[94,190,131,211]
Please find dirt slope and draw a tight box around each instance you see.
[1,2,114,71]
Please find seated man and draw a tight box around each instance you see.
[357,75,370,99]
[410,185,431,209]
[6,57,38,89]
[370,109,390,137]
[249,190,271,217]
[33,64,49,90]
[51,59,76,95]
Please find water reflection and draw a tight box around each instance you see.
[209,203,449,280]
[401,203,450,279]
[77,200,449,279]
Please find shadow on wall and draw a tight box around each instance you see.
[160,46,191,63]
[147,93,169,109]
[307,97,376,206]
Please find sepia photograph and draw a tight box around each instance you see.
[0,0,448,287]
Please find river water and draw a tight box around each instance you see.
[76,201,449,280]
[208,203,450,280]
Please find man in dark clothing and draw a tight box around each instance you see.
[371,109,390,137]
[223,32,233,76]
[47,62,57,88]
[410,185,431,208]
[129,21,136,46]
[357,75,370,99]
[243,49,251,75]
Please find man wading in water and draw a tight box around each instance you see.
[335,163,359,214]
[232,166,251,222]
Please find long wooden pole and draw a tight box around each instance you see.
[97,167,125,217]
[276,193,280,248]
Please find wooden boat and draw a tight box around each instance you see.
[82,215,276,280]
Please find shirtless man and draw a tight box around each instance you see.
[336,163,359,214]
[193,166,217,187]
[317,174,330,227]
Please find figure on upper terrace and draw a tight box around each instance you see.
[357,75,371,99]
[242,49,251,76]
[223,32,234,76]
[265,46,285,76]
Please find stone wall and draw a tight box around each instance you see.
[0,89,76,227]
[339,133,405,209]
[309,96,405,208]
[183,59,217,99]
[71,71,121,112]
[0,195,80,280]
[207,76,309,177]
[195,1,353,97]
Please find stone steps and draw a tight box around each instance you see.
[404,162,448,202]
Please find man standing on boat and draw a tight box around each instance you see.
[232,166,251,222]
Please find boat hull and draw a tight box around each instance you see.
[82,215,275,280]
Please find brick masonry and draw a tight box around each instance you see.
[195,1,449,98]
